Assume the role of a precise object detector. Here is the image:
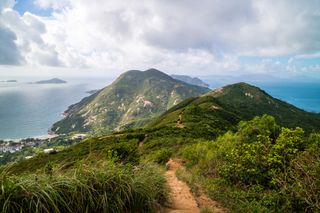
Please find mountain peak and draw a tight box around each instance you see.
[207,82,266,98]
[51,69,209,134]
[119,69,171,81]
[145,68,163,74]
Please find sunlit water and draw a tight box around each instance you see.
[0,78,113,140]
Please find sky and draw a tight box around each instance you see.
[0,0,320,78]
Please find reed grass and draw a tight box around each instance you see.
[0,162,168,213]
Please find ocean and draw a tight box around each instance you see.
[256,82,320,113]
[0,78,113,140]
[0,79,319,140]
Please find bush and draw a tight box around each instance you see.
[179,115,319,212]
[219,118,305,186]
[144,148,173,164]
[275,147,320,212]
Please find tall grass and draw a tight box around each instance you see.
[0,163,168,213]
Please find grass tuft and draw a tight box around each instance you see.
[0,162,168,213]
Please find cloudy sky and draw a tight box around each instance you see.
[0,0,320,77]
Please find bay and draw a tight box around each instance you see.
[0,78,112,140]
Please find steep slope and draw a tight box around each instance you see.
[171,74,209,87]
[149,82,320,132]
[51,69,209,134]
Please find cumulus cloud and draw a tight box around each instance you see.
[0,0,319,76]
[0,3,62,66]
[0,26,21,64]
[0,0,21,65]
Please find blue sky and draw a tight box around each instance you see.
[0,0,320,78]
[14,0,53,16]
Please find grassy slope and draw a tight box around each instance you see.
[149,82,320,133]
[1,132,168,213]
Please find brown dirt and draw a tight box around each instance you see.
[163,158,226,213]
[176,114,185,128]
[164,158,199,213]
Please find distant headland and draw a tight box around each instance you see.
[33,78,67,84]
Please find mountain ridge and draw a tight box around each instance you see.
[149,82,320,133]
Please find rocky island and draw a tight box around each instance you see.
[34,78,67,84]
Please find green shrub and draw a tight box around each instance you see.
[144,148,173,164]
[219,119,305,186]
[179,115,319,212]
[275,147,320,212]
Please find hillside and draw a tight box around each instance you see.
[51,69,209,134]
[149,82,320,132]
[171,74,209,87]
[2,82,320,213]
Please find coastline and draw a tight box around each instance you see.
[0,134,58,142]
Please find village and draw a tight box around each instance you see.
[0,134,87,164]
[0,138,47,153]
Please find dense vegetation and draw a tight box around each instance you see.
[180,115,320,212]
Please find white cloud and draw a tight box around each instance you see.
[1,6,62,66]
[0,25,21,64]
[0,0,21,64]
[0,0,320,76]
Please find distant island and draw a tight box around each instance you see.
[0,80,18,83]
[6,80,18,83]
[171,74,209,88]
[34,78,67,84]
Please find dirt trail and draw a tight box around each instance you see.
[176,114,185,128]
[163,158,225,213]
[164,159,199,213]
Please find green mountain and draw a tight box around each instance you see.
[171,74,209,87]
[51,69,209,134]
[149,82,320,132]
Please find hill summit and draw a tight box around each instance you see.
[150,82,320,133]
[51,69,209,134]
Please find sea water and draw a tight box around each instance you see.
[257,82,320,113]
[0,78,112,140]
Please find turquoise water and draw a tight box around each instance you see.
[0,79,112,139]
[0,79,319,139]
[257,82,320,113]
